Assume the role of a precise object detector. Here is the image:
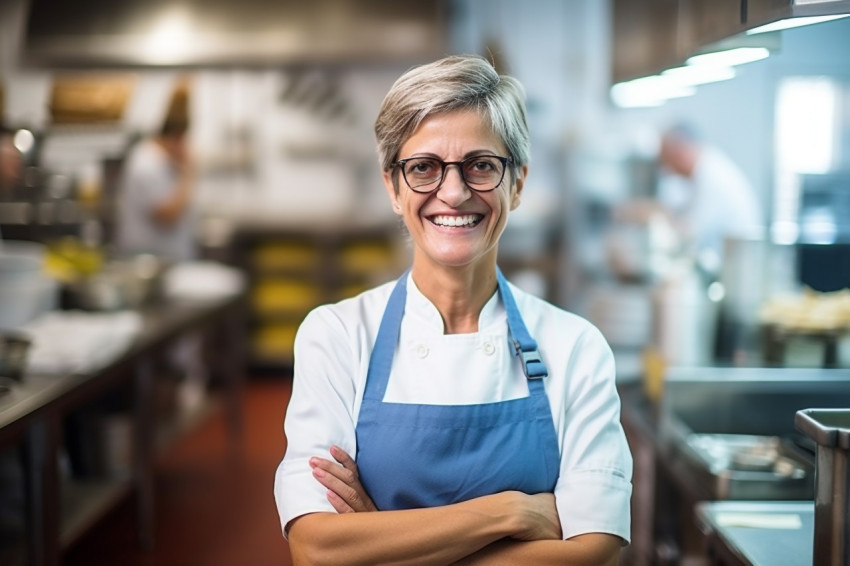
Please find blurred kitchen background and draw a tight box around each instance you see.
[1,1,850,565]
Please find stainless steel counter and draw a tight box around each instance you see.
[0,292,247,566]
[617,368,850,565]
[695,501,813,566]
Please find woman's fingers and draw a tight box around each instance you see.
[309,450,377,513]
[326,489,355,513]
[330,444,358,472]
[311,463,361,511]
[311,456,356,485]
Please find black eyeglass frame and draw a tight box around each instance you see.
[393,155,514,193]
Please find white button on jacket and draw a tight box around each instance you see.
[482,341,496,355]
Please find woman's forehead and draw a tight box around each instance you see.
[400,109,505,156]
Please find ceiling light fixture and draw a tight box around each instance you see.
[747,14,850,35]
[686,47,770,67]
[610,75,696,108]
[145,7,193,64]
[661,65,737,86]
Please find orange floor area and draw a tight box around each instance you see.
[64,377,294,566]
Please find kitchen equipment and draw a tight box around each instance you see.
[69,254,168,311]
[795,408,850,566]
[0,330,31,382]
[760,289,850,368]
[583,282,653,349]
[678,433,813,500]
[659,367,850,503]
[762,324,849,368]
[717,236,799,363]
[651,264,718,367]
[0,240,59,328]
[23,0,446,67]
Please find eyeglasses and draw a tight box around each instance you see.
[394,155,513,193]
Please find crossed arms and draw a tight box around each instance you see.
[286,445,622,566]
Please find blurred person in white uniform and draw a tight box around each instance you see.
[617,124,764,274]
[116,112,205,408]
[115,116,197,263]
[275,55,632,565]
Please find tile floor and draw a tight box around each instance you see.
[64,376,294,566]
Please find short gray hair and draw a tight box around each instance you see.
[374,55,530,177]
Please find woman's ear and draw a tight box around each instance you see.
[510,164,528,210]
[382,170,402,215]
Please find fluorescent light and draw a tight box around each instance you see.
[662,65,736,86]
[747,15,850,35]
[686,47,770,67]
[775,77,838,174]
[610,75,695,108]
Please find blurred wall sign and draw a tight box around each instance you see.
[48,75,136,125]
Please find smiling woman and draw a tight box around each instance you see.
[274,55,633,566]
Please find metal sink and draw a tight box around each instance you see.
[658,366,850,501]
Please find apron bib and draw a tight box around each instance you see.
[354,269,560,510]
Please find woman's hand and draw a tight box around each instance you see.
[310,445,378,513]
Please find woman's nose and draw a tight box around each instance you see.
[435,164,471,205]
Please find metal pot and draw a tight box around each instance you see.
[71,254,168,311]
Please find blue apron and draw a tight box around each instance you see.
[354,269,560,511]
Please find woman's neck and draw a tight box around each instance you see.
[410,260,498,335]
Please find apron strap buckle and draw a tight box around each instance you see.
[513,340,548,380]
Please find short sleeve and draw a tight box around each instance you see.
[553,327,633,542]
[273,306,360,536]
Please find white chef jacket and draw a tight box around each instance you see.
[274,275,633,543]
[659,146,764,262]
[116,139,197,262]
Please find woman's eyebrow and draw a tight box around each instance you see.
[401,149,502,159]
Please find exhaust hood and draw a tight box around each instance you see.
[22,0,448,67]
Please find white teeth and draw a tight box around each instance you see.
[432,215,480,227]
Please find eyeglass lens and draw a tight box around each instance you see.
[401,156,507,192]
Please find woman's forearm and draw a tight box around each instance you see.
[455,534,622,566]
[288,492,534,566]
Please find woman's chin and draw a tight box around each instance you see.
[417,244,494,270]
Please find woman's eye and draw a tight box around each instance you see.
[409,160,437,175]
[469,159,495,172]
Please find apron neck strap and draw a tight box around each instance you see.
[365,268,548,401]
[364,270,409,401]
[496,268,548,380]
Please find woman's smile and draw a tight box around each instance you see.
[428,213,484,228]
